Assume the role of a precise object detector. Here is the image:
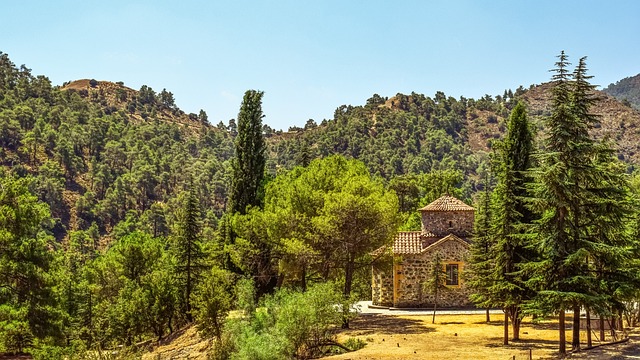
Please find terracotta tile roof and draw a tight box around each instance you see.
[390,232,470,255]
[392,231,423,254]
[392,231,439,254]
[419,195,474,212]
[370,244,390,257]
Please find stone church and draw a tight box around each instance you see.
[371,194,475,308]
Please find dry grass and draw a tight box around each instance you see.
[327,314,589,360]
[134,313,637,360]
[141,326,211,360]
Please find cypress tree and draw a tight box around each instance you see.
[229,90,266,215]
[226,90,277,296]
[488,101,535,344]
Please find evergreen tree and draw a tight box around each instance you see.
[468,173,494,323]
[173,186,204,322]
[527,53,633,354]
[229,90,266,214]
[426,253,448,324]
[0,174,57,352]
[226,90,273,295]
[488,101,535,343]
[569,57,635,349]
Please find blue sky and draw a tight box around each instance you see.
[2,1,639,130]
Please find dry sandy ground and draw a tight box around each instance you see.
[141,326,211,360]
[138,313,639,360]
[327,314,637,360]
[566,330,640,360]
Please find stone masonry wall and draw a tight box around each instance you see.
[372,263,394,306]
[394,239,472,308]
[421,210,474,238]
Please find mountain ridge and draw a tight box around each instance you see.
[3,48,640,244]
[603,73,640,110]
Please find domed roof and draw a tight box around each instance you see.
[419,194,474,212]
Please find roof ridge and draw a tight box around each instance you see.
[420,233,469,253]
[419,194,474,212]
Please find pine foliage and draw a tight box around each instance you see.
[527,53,635,353]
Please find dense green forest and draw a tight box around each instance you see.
[2,50,640,358]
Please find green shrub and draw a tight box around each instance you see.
[343,337,367,351]
[193,267,234,339]
[220,282,358,360]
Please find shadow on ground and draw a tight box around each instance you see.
[484,336,560,357]
[347,314,435,335]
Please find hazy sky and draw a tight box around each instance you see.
[2,1,639,130]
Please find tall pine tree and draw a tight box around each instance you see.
[527,53,634,354]
[0,175,57,352]
[173,186,204,322]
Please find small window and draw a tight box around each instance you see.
[448,221,453,228]
[446,264,459,286]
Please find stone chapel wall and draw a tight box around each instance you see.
[394,239,472,308]
[372,263,394,306]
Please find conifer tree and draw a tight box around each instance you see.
[426,253,448,324]
[173,186,204,322]
[229,90,266,215]
[0,175,57,352]
[468,174,494,323]
[488,101,534,343]
[225,90,277,296]
[527,53,634,354]
[569,57,635,349]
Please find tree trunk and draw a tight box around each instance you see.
[512,315,521,341]
[508,306,521,341]
[586,309,592,348]
[301,265,307,292]
[486,308,490,323]
[342,252,356,329]
[504,310,509,345]
[432,291,438,324]
[343,253,355,298]
[618,310,624,335]
[276,271,285,288]
[572,305,581,352]
[559,310,566,355]
[186,250,192,322]
[599,316,605,342]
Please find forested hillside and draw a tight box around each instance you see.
[603,73,640,110]
[0,53,233,245]
[2,50,640,358]
[2,51,640,244]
